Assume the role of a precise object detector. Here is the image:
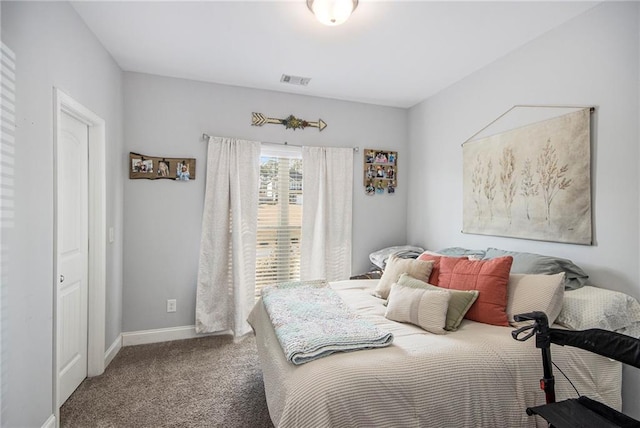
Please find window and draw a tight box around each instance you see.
[256,146,303,296]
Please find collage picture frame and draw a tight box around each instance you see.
[129,152,196,181]
[364,149,397,195]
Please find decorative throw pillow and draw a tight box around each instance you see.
[438,256,513,326]
[369,245,425,270]
[372,255,434,300]
[556,286,640,332]
[507,273,565,325]
[385,283,450,334]
[417,251,468,285]
[436,247,487,259]
[616,322,640,339]
[397,273,478,331]
[482,247,588,290]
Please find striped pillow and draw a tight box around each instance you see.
[385,283,450,334]
[397,273,479,331]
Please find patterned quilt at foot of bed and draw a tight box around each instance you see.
[261,279,394,364]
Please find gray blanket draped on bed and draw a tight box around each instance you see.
[260,280,394,364]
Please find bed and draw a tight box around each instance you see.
[248,278,623,428]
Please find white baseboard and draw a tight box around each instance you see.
[41,414,55,428]
[104,334,122,367]
[121,325,228,347]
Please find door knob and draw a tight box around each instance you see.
[60,274,65,283]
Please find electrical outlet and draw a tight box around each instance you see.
[167,299,177,313]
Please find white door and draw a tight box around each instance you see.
[56,111,89,405]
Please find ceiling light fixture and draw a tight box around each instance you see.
[307,0,358,26]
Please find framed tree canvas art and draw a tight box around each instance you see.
[462,108,591,244]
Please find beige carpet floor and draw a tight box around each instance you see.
[60,334,274,428]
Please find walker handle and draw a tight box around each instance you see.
[512,312,550,342]
[514,311,548,325]
[512,324,536,342]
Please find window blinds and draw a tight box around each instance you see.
[256,147,303,295]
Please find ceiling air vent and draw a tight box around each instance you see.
[280,74,311,86]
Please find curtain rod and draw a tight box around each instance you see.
[202,133,359,152]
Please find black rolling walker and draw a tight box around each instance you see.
[512,311,640,428]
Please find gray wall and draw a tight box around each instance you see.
[406,1,640,418]
[122,72,408,332]
[1,2,124,427]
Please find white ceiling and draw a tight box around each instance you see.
[71,1,599,108]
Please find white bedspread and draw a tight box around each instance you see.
[248,279,622,428]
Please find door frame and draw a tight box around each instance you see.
[53,88,106,415]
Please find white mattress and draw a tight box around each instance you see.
[248,279,622,428]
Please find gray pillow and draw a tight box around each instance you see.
[482,247,588,289]
[436,247,487,259]
[369,245,425,270]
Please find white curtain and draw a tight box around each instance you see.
[195,136,261,336]
[300,146,354,281]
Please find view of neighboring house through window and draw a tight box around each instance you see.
[256,146,303,296]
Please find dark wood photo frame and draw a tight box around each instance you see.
[129,152,196,181]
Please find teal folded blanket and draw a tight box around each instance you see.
[261,280,394,365]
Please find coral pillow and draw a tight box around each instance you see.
[417,251,468,285]
[438,256,513,326]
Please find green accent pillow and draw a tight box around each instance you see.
[397,273,479,331]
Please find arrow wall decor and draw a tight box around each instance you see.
[251,112,327,132]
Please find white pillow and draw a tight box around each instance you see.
[372,255,434,300]
[616,322,640,339]
[507,273,565,325]
[385,283,450,334]
[557,285,640,332]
